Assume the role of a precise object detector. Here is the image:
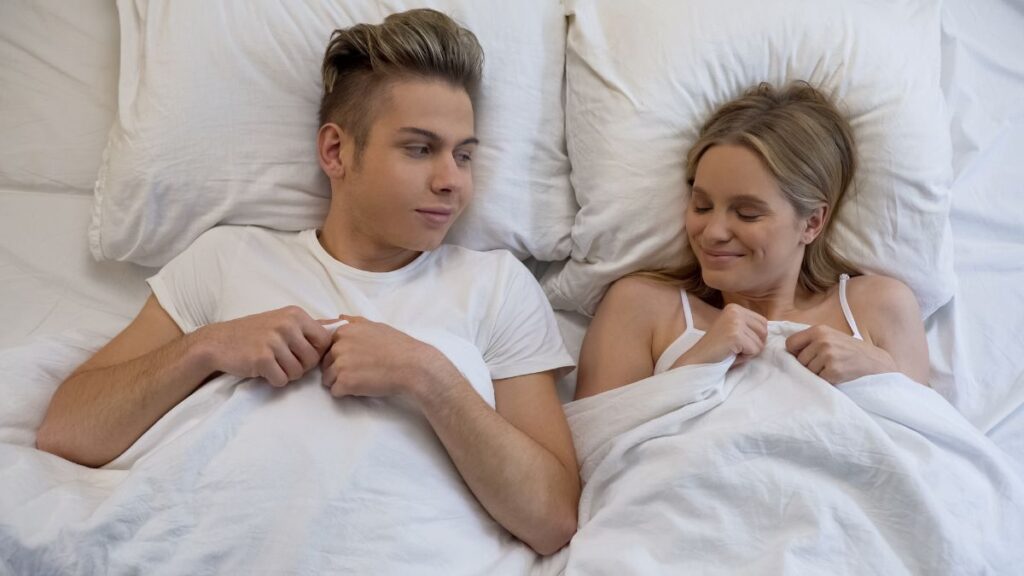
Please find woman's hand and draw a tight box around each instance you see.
[672,303,768,368]
[785,325,897,385]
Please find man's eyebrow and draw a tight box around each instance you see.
[397,127,478,147]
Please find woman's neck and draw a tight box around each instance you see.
[720,282,820,321]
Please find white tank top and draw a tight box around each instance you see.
[652,274,863,374]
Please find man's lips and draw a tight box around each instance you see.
[416,208,453,225]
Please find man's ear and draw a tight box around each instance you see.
[318,123,348,179]
[801,205,829,245]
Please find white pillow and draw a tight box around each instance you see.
[91,0,576,267]
[543,0,954,318]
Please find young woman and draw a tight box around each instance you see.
[576,82,929,400]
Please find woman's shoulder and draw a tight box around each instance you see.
[596,275,684,330]
[603,274,681,306]
[845,274,922,325]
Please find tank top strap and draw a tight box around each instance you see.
[679,289,694,331]
[838,273,864,341]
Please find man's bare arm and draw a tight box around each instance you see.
[36,296,331,467]
[319,317,579,554]
[415,368,580,556]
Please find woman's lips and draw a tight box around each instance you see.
[700,248,743,266]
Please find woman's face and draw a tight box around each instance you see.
[685,143,819,296]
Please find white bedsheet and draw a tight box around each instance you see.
[0,0,150,348]
[0,191,150,349]
[935,0,1024,471]
[536,323,1024,575]
[0,328,536,575]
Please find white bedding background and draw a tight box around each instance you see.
[0,0,1023,569]
[934,0,1024,472]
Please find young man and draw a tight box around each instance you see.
[37,9,579,555]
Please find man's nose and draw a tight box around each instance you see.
[431,154,461,194]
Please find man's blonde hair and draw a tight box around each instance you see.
[319,9,483,155]
[641,81,861,304]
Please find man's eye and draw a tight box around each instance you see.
[455,151,473,165]
[406,145,430,157]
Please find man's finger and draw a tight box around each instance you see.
[320,318,350,334]
[258,356,289,387]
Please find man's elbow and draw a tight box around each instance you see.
[525,502,578,556]
[35,423,106,468]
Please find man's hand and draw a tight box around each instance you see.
[319,315,454,398]
[785,324,898,385]
[672,303,768,369]
[197,306,332,387]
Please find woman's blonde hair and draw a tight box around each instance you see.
[641,81,861,304]
[319,9,483,157]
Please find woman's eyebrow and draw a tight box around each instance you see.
[731,195,771,208]
[690,187,768,208]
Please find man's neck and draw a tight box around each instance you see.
[317,224,421,273]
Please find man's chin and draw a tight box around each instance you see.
[406,233,448,252]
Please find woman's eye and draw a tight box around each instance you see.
[737,212,761,221]
[692,205,712,213]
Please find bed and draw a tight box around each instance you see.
[1,0,1022,573]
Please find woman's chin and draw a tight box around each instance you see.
[701,272,735,293]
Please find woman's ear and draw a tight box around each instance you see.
[801,205,829,244]
[318,123,348,179]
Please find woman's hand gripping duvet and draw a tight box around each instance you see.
[671,303,768,369]
[785,325,898,385]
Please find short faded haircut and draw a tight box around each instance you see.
[319,9,484,156]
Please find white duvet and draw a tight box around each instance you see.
[0,329,535,575]
[536,322,1024,576]
[3,324,1023,576]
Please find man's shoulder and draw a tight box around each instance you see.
[188,225,304,254]
[428,246,542,303]
[433,244,525,275]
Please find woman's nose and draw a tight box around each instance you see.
[702,211,732,241]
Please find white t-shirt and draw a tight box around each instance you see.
[148,226,574,383]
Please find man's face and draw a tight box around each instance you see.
[334,79,477,254]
